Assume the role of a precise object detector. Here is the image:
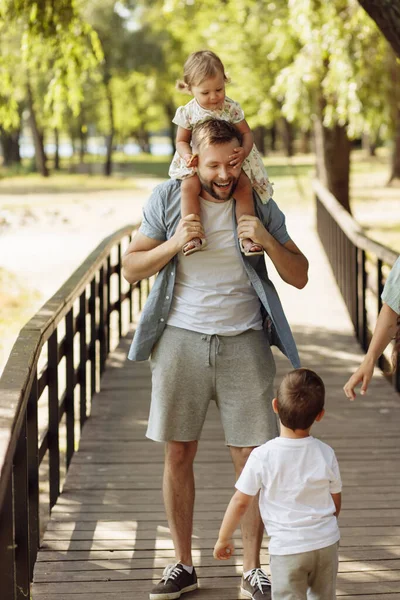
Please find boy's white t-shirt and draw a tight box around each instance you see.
[236,436,341,555]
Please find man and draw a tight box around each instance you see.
[122,119,308,600]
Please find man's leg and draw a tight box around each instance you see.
[163,440,198,565]
[229,446,264,571]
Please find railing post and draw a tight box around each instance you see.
[117,242,122,339]
[99,264,107,374]
[48,330,60,509]
[13,416,30,599]
[79,290,87,430]
[27,372,39,579]
[90,278,97,399]
[107,255,111,353]
[0,474,16,599]
[377,259,384,370]
[65,310,75,468]
[357,248,367,351]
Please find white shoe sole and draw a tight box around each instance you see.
[240,587,253,598]
[149,582,198,600]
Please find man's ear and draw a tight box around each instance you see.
[272,398,279,414]
[315,409,325,422]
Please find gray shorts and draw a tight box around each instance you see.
[270,542,339,600]
[147,325,278,446]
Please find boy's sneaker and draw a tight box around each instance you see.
[241,568,272,599]
[149,563,198,599]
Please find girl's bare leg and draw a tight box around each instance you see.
[181,175,204,255]
[235,172,263,254]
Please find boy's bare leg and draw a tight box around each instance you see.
[235,171,263,254]
[229,446,264,571]
[163,441,198,565]
[181,175,203,255]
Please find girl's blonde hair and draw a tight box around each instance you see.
[176,50,229,92]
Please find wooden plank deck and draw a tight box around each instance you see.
[32,207,400,599]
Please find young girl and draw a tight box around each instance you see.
[169,50,274,256]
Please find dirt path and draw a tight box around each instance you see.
[0,178,163,372]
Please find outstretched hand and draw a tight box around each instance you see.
[343,360,374,401]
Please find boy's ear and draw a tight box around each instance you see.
[272,398,279,414]
[315,409,325,422]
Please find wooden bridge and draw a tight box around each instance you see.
[0,182,399,599]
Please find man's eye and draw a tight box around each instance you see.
[201,92,209,95]
[216,88,223,92]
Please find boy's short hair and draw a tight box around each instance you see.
[276,368,325,431]
[191,119,242,154]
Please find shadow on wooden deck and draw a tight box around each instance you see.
[31,319,400,599]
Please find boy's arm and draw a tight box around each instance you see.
[213,490,254,560]
[331,492,341,517]
[176,126,193,162]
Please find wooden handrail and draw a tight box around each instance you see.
[0,223,150,600]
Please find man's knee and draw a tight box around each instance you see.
[230,446,256,475]
[165,440,198,469]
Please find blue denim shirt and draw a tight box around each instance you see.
[128,179,300,367]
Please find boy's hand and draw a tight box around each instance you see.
[213,539,234,560]
[185,153,198,168]
[229,147,245,168]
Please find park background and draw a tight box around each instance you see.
[0,0,400,373]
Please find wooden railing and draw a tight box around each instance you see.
[0,224,150,600]
[314,180,399,391]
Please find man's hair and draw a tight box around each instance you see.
[176,50,229,91]
[276,368,325,431]
[191,119,242,153]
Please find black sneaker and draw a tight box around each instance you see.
[149,563,198,599]
[241,568,272,599]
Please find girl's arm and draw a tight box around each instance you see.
[229,119,254,167]
[176,126,193,163]
[343,303,398,400]
[213,490,254,560]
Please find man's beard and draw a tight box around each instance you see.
[198,174,239,201]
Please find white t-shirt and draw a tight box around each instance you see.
[167,197,263,335]
[236,436,342,555]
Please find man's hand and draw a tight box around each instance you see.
[343,359,374,401]
[172,214,205,251]
[237,215,269,249]
[229,146,246,169]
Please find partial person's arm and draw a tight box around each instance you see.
[213,490,254,560]
[237,215,308,289]
[331,492,341,517]
[229,119,254,167]
[122,216,205,284]
[343,303,398,400]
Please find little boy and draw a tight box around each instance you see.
[214,368,342,600]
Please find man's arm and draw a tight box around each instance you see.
[331,492,341,517]
[237,215,309,289]
[122,215,205,284]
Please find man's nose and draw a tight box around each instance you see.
[217,165,229,179]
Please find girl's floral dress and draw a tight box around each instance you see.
[168,97,273,203]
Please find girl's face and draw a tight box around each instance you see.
[190,72,225,111]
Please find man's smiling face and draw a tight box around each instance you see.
[196,139,241,202]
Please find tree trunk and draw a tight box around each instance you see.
[253,126,266,155]
[299,129,311,154]
[104,76,114,177]
[26,81,49,177]
[387,47,400,183]
[362,133,376,157]
[137,127,151,153]
[358,1,400,58]
[281,118,294,157]
[0,128,21,165]
[314,116,351,213]
[388,107,400,183]
[269,125,277,152]
[165,100,176,156]
[54,128,60,170]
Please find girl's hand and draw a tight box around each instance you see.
[184,153,198,168]
[343,359,374,400]
[229,147,246,168]
[213,538,234,560]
